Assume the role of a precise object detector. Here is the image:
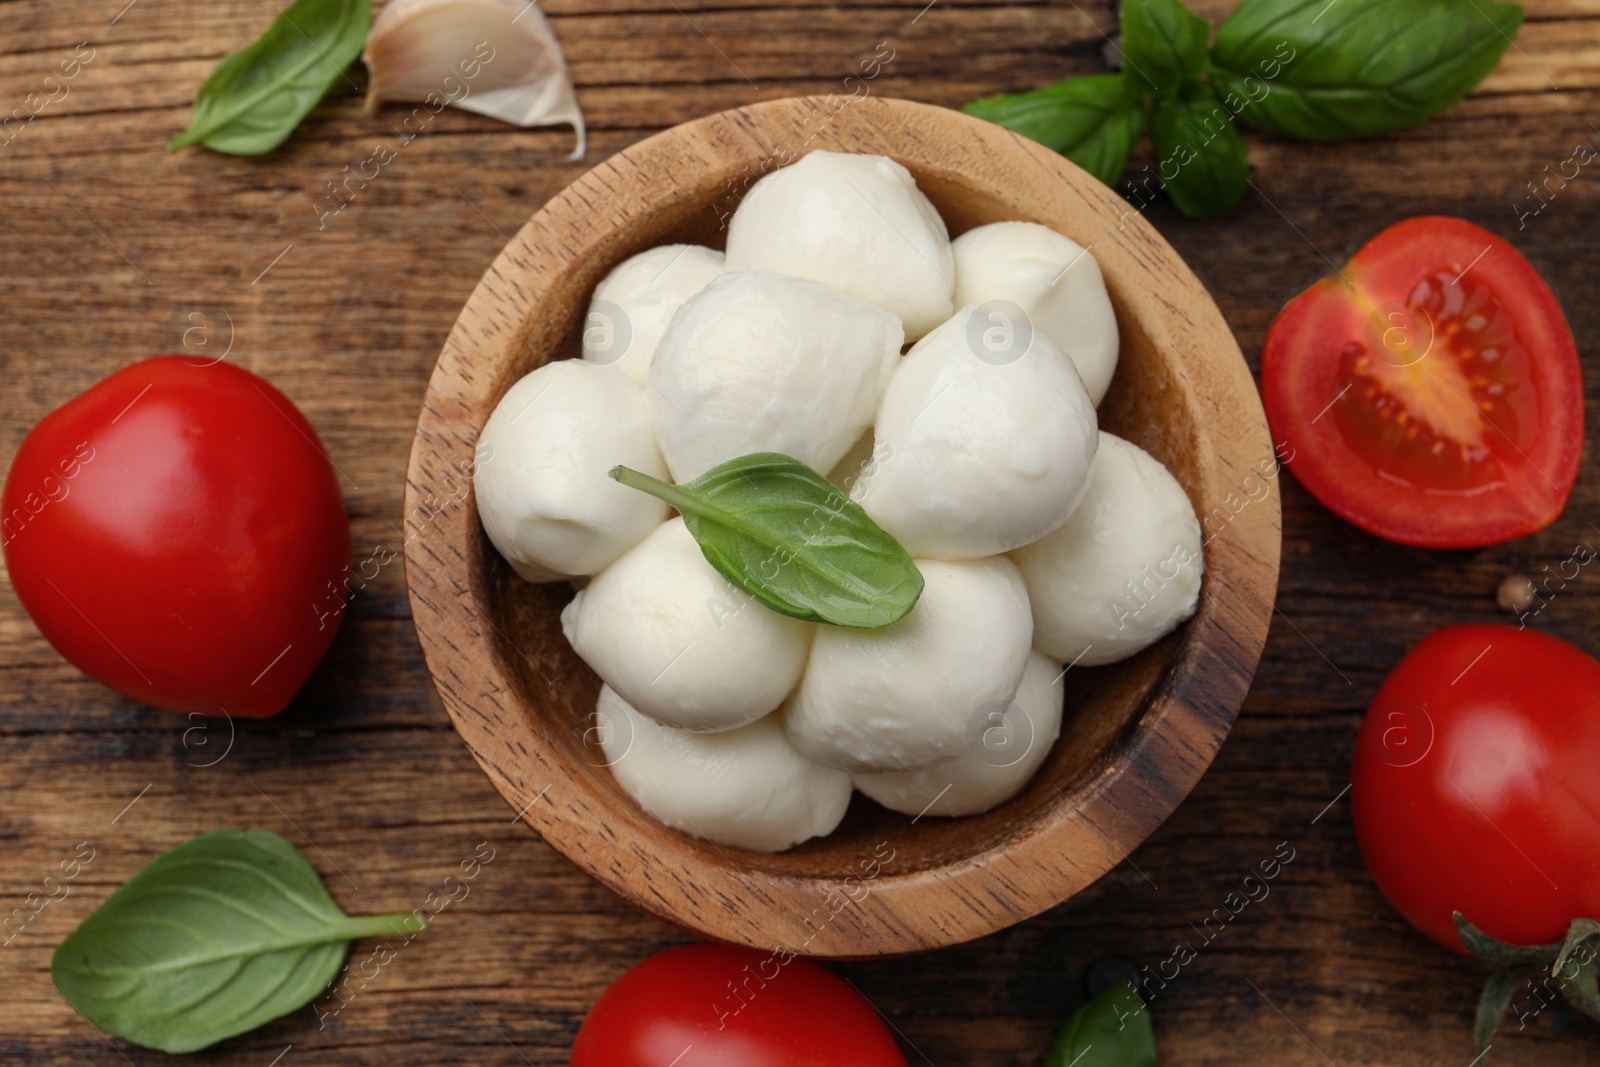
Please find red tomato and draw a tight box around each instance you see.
[2,357,350,718]
[1351,624,1600,951]
[570,943,907,1067]
[1262,216,1581,548]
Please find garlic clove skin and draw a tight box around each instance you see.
[363,0,586,159]
[595,685,851,852]
[853,648,1063,817]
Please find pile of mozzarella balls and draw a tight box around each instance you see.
[476,151,1204,852]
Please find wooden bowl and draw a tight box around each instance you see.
[404,96,1281,957]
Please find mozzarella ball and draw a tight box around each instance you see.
[1010,432,1203,666]
[596,686,851,852]
[825,431,881,493]
[853,649,1063,817]
[648,271,903,481]
[561,518,813,731]
[477,361,669,582]
[783,557,1032,773]
[851,306,1098,560]
[725,151,954,339]
[952,221,1120,405]
[581,244,725,387]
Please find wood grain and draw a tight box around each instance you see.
[2,0,1599,1062]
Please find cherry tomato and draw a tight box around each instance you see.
[1262,216,1581,548]
[1351,624,1600,951]
[2,357,350,718]
[570,942,907,1067]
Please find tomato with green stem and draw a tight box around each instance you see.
[1352,624,1600,951]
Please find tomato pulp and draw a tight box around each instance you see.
[1351,624,1600,951]
[2,357,350,718]
[570,942,907,1067]
[1262,216,1581,547]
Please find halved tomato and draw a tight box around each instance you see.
[1261,216,1581,548]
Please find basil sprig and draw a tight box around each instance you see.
[964,0,1522,220]
[169,0,370,155]
[611,452,925,630]
[53,830,417,1053]
[1046,981,1156,1067]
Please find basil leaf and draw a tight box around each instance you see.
[169,0,370,155]
[1148,79,1249,220]
[610,452,924,629]
[52,830,416,1053]
[963,75,1143,187]
[1046,981,1156,1067]
[1120,0,1211,95]
[1210,0,1523,141]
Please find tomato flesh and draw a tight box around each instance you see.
[570,943,908,1067]
[1262,216,1581,547]
[1336,268,1535,490]
[2,357,350,718]
[1351,625,1600,951]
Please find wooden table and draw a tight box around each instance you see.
[2,1,1597,1063]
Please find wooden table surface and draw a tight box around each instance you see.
[3,1,1599,1063]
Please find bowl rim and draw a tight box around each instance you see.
[404,94,1282,957]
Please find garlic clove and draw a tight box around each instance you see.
[363,0,586,159]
